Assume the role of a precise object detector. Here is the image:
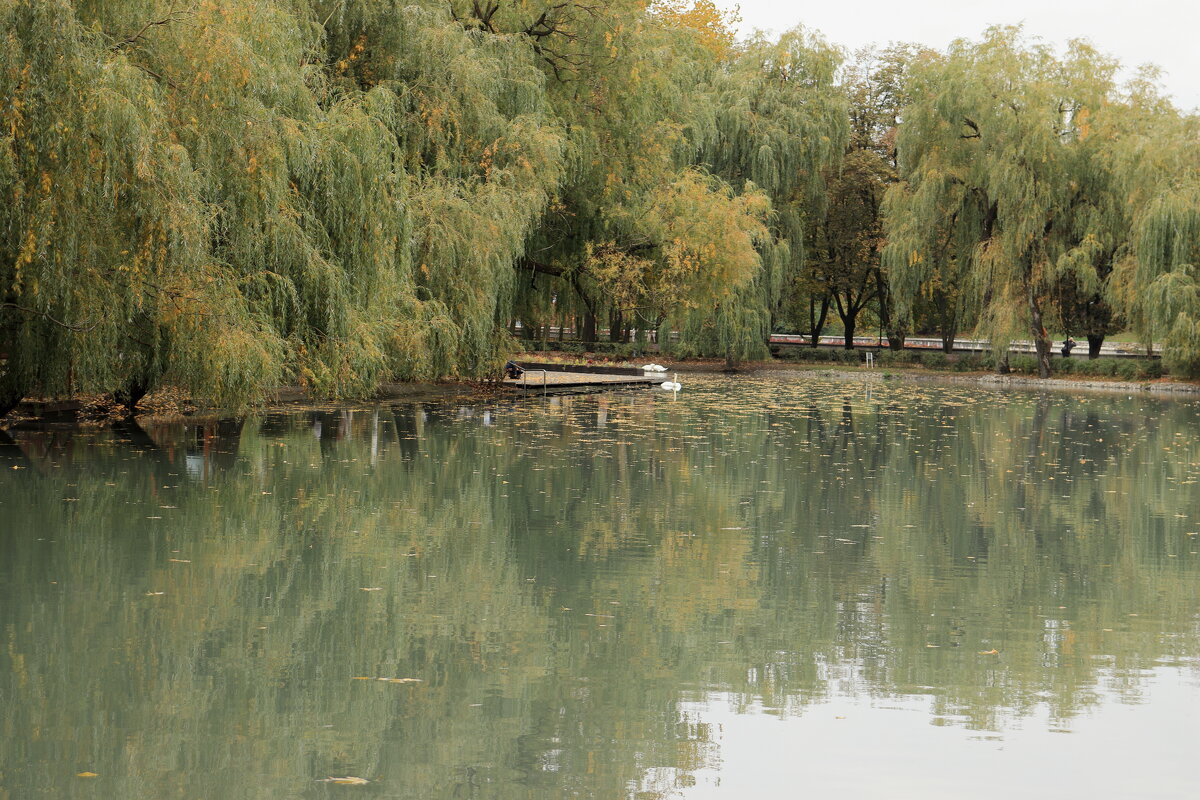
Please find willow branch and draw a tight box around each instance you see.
[0,303,100,332]
[110,6,193,52]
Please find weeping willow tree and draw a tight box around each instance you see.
[683,26,847,364]
[2,0,571,411]
[498,1,763,352]
[104,0,422,398]
[0,0,269,414]
[1,0,414,409]
[1103,73,1200,376]
[884,28,1126,378]
[315,1,566,377]
[0,0,859,409]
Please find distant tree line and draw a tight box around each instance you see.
[2,2,1198,412]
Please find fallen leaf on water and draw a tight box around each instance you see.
[382,677,422,684]
[145,592,165,596]
[359,587,382,591]
[168,558,190,563]
[324,776,369,785]
[978,649,999,655]
[76,772,98,778]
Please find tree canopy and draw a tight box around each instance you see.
[4,5,1200,412]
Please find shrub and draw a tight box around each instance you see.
[922,352,949,370]
[1116,360,1142,380]
[1009,355,1037,374]
[950,354,972,371]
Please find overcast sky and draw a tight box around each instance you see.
[721,1,1199,111]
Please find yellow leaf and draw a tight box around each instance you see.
[77,772,98,778]
[329,776,369,785]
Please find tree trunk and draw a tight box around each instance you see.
[935,289,956,353]
[834,290,865,350]
[1086,334,1104,360]
[809,295,830,347]
[1028,286,1052,378]
[581,311,597,346]
[1033,336,1052,378]
[114,378,150,416]
[842,318,856,350]
[571,275,599,347]
[876,270,905,350]
[609,309,623,344]
[995,352,1010,375]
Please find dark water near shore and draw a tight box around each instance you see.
[2,374,1198,798]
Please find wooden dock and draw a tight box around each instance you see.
[503,367,663,395]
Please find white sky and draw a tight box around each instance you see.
[722,1,1200,111]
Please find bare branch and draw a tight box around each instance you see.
[1,302,101,332]
[110,6,193,52]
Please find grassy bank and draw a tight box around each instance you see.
[773,347,1167,381]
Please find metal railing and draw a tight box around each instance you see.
[520,369,548,396]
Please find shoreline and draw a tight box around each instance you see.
[764,366,1200,396]
[511,351,1200,395]
[5,360,1198,428]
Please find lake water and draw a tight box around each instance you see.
[1,373,1198,799]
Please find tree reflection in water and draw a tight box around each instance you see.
[1,375,1198,798]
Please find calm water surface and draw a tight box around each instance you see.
[1,373,1198,799]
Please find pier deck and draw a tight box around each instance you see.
[503,370,662,394]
